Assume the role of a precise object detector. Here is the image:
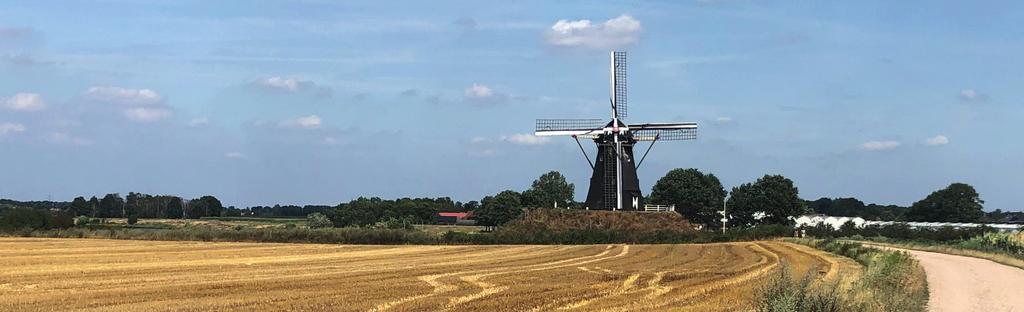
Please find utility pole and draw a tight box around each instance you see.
[720,195,729,234]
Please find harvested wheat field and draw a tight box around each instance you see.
[0,238,859,311]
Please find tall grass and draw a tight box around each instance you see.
[756,239,928,312]
[958,231,1024,257]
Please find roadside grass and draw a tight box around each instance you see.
[756,239,928,312]
[847,237,1024,271]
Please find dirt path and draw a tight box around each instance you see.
[888,247,1024,312]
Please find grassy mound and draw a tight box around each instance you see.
[497,209,696,240]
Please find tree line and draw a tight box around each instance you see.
[647,169,1006,228]
[61,193,226,220]
[2,169,1017,232]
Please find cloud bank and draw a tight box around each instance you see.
[546,14,641,49]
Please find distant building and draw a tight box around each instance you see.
[434,211,475,225]
[793,214,1023,232]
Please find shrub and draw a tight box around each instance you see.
[755,263,847,312]
[74,216,93,226]
[959,232,1024,257]
[0,208,72,231]
[306,212,333,229]
[0,208,49,230]
[127,215,139,225]
[375,216,415,230]
[780,239,928,312]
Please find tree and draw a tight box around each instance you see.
[98,193,124,218]
[727,175,803,226]
[164,196,185,219]
[68,197,91,217]
[904,183,984,222]
[648,168,726,227]
[832,198,866,216]
[88,196,100,217]
[521,171,575,208]
[806,197,833,215]
[187,195,224,218]
[306,212,333,229]
[324,199,378,227]
[475,190,523,226]
[463,201,480,212]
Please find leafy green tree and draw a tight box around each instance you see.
[521,171,575,208]
[165,197,184,219]
[88,196,100,217]
[306,212,333,228]
[806,197,832,215]
[187,195,224,218]
[904,183,984,222]
[0,208,49,230]
[475,190,523,226]
[727,175,803,226]
[648,168,726,227]
[324,199,378,227]
[98,193,124,218]
[462,200,480,212]
[68,196,91,217]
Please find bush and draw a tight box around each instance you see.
[74,216,93,226]
[777,239,929,312]
[306,212,332,229]
[375,216,415,230]
[127,215,139,225]
[755,263,846,312]
[0,208,73,231]
[959,232,1024,257]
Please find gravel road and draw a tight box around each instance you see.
[893,247,1024,312]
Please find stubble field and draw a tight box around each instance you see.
[0,238,858,311]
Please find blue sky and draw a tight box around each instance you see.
[1,1,1022,211]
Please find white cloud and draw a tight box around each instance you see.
[463,83,510,105]
[959,89,988,103]
[257,77,300,92]
[251,77,332,97]
[85,87,162,104]
[225,152,247,159]
[924,135,949,146]
[0,123,26,135]
[123,107,173,122]
[280,115,322,129]
[189,117,210,127]
[4,93,46,111]
[470,136,491,144]
[45,132,91,146]
[464,83,494,98]
[501,133,552,145]
[715,116,733,123]
[859,140,901,151]
[546,14,642,49]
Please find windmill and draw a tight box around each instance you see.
[535,51,697,211]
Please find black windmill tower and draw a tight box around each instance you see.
[535,51,698,211]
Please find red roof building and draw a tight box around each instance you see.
[434,211,474,225]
